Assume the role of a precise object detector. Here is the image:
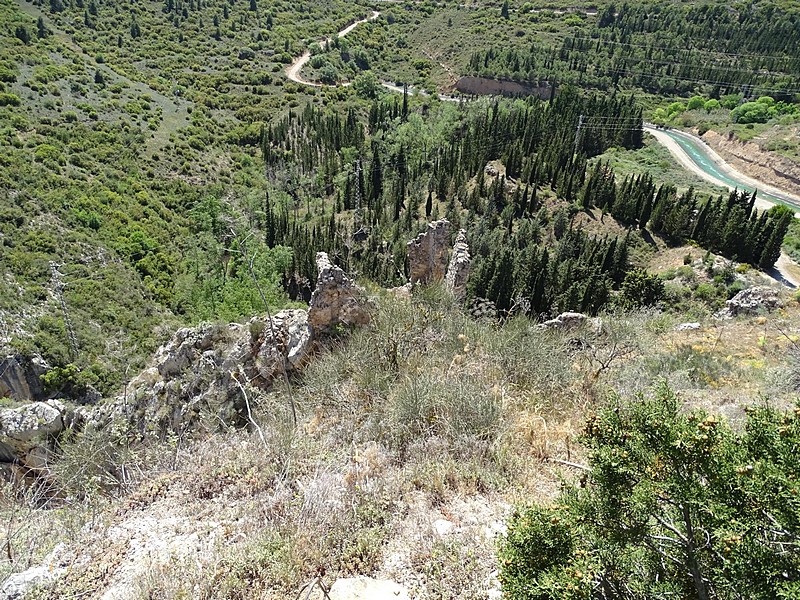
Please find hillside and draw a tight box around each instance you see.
[3,0,800,597]
[4,249,800,598]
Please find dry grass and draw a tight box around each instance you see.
[9,283,800,598]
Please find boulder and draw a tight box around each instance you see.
[308,252,371,333]
[0,544,66,599]
[0,399,65,469]
[675,322,702,331]
[407,219,452,284]
[445,230,471,303]
[539,312,588,330]
[0,564,65,600]
[0,354,49,402]
[469,298,498,320]
[715,286,783,319]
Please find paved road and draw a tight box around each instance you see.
[645,124,800,287]
[644,125,800,213]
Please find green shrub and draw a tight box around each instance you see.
[620,268,664,308]
[0,92,20,106]
[687,95,705,110]
[500,385,800,600]
[731,102,769,124]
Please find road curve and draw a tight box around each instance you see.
[644,125,800,213]
[645,124,800,287]
[285,11,380,87]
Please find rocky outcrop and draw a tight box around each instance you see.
[106,310,309,435]
[80,254,368,437]
[407,219,452,284]
[445,230,471,303]
[715,286,783,319]
[0,354,49,402]
[308,252,371,333]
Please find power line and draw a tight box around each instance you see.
[49,261,79,361]
[564,35,800,62]
[604,67,800,95]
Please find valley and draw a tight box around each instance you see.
[2,0,800,597]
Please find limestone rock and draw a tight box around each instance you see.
[250,309,313,381]
[307,577,409,600]
[445,230,471,302]
[433,518,455,536]
[0,563,65,599]
[539,312,588,330]
[407,219,452,284]
[308,252,371,333]
[0,399,64,443]
[75,255,369,438]
[0,399,65,469]
[0,354,49,402]
[105,311,314,436]
[715,286,783,319]
[676,322,702,331]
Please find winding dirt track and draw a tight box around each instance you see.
[645,125,800,288]
[285,11,380,86]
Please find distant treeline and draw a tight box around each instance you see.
[469,2,800,101]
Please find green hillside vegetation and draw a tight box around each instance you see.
[0,0,370,394]
[2,0,800,595]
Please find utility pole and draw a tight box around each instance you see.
[354,158,362,212]
[49,261,79,361]
[574,114,584,156]
[353,158,363,228]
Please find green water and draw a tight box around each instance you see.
[654,128,800,210]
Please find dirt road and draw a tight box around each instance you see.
[285,11,380,86]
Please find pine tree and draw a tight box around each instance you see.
[758,206,793,269]
[37,16,48,38]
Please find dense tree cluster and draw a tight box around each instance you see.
[259,89,644,313]
[469,2,800,101]
[261,89,790,317]
[582,162,794,269]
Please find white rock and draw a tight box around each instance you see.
[445,229,471,303]
[0,400,64,442]
[675,322,701,331]
[539,312,588,330]
[307,576,409,600]
[433,518,455,536]
[715,286,783,319]
[0,562,65,599]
